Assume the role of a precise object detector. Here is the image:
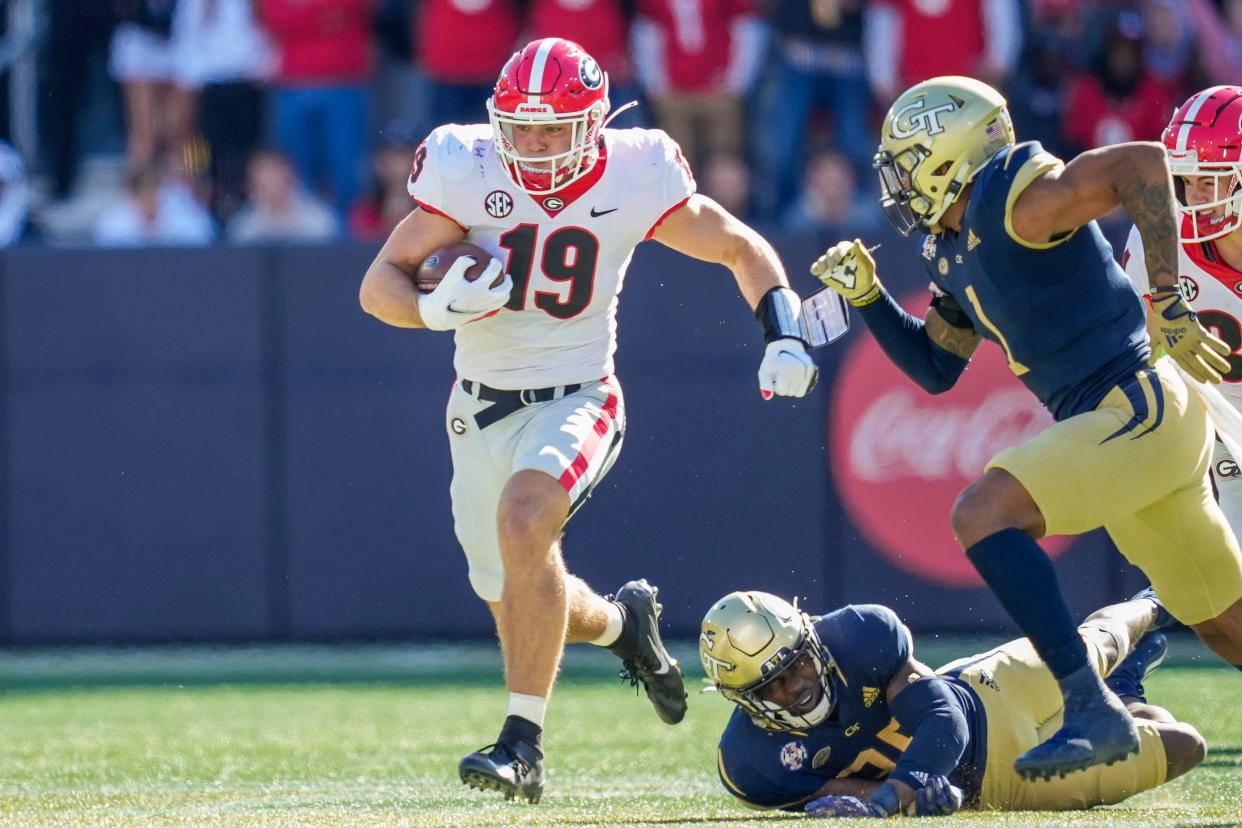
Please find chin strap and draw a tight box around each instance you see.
[601,100,639,129]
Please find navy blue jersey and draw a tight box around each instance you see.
[922,141,1150,421]
[716,605,985,810]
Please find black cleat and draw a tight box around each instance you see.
[1013,664,1139,780]
[1105,632,1169,703]
[1131,586,1182,632]
[609,579,688,724]
[458,739,544,804]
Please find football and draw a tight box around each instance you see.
[414,242,501,294]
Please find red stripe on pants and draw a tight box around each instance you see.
[558,392,619,492]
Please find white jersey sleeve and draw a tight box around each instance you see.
[1122,224,1150,296]
[633,129,696,238]
[407,124,491,229]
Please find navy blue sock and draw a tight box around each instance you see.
[966,528,1088,680]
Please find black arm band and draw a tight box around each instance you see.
[856,291,969,394]
[888,676,969,792]
[756,287,806,344]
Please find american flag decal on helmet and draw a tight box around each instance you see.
[985,119,1005,142]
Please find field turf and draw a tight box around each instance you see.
[0,638,1238,827]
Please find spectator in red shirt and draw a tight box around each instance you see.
[631,0,764,168]
[260,0,374,222]
[349,121,419,241]
[416,0,521,126]
[1062,10,1178,153]
[864,0,1021,106]
[527,0,640,123]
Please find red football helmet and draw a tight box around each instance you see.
[487,38,612,194]
[1162,85,1242,243]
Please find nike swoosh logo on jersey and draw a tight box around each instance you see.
[590,207,618,217]
[648,634,671,674]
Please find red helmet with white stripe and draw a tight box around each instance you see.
[1162,85,1242,243]
[487,38,610,194]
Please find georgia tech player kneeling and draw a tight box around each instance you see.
[700,591,1203,817]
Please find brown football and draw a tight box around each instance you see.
[414,241,502,293]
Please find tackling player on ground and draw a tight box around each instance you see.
[811,75,1242,781]
[701,590,1200,817]
[358,37,818,804]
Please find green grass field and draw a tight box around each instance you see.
[0,639,1238,827]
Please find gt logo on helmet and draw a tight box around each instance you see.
[892,98,958,139]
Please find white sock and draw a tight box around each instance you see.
[590,601,625,647]
[508,692,547,728]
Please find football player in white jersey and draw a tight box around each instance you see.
[358,37,818,804]
[1123,85,1242,649]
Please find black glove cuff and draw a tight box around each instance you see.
[756,287,805,344]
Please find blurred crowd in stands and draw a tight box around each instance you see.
[0,0,1234,247]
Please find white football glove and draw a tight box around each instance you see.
[758,339,818,399]
[418,256,513,331]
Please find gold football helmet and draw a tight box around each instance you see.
[699,591,837,731]
[874,75,1015,236]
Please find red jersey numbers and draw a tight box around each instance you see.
[499,225,600,319]
[410,144,428,184]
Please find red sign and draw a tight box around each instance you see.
[829,303,1071,587]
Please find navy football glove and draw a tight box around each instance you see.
[914,775,964,816]
[805,795,883,819]
[806,783,902,819]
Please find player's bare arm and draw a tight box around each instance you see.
[651,193,789,306]
[1010,142,1179,289]
[925,305,983,361]
[359,207,465,328]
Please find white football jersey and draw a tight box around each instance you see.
[408,123,696,389]
[1124,224,1242,409]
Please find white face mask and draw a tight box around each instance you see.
[1173,162,1242,243]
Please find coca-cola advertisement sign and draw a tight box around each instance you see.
[830,308,1070,587]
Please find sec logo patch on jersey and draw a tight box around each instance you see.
[485,190,513,218]
[1181,274,1199,302]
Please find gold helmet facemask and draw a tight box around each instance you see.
[699,591,838,731]
[874,75,1015,236]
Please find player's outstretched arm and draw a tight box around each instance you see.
[812,241,981,394]
[805,656,968,820]
[880,658,968,816]
[652,194,818,399]
[359,207,465,329]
